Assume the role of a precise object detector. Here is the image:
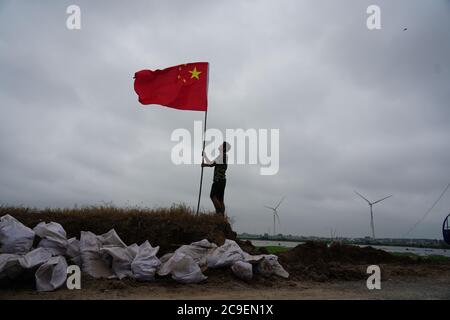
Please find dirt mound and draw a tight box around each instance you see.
[280,241,408,265]
[278,241,413,281]
[1,205,237,255]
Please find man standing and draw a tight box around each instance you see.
[202,142,230,215]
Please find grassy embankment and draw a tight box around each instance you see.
[0,204,237,255]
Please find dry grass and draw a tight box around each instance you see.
[0,204,237,254]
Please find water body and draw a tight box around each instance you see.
[249,240,450,258]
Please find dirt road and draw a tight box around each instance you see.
[1,264,449,300]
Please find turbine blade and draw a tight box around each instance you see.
[275,196,285,210]
[354,191,371,204]
[275,212,281,226]
[264,205,275,210]
[372,195,393,205]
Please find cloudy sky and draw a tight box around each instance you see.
[1,0,449,239]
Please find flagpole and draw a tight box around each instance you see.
[196,110,208,215]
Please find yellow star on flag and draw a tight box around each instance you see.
[189,67,202,80]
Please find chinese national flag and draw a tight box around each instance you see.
[134,62,208,111]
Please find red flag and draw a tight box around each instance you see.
[134,62,208,111]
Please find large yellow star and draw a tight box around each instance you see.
[189,67,202,80]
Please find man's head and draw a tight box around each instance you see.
[219,141,231,153]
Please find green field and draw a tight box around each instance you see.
[257,245,290,254]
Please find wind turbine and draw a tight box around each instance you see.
[264,196,285,236]
[354,191,392,239]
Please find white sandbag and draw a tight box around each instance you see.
[100,244,138,279]
[159,253,173,264]
[131,241,161,281]
[175,239,217,268]
[190,239,216,248]
[67,238,80,258]
[0,253,22,280]
[37,238,66,256]
[66,237,81,266]
[18,247,52,269]
[256,254,289,279]
[243,252,265,264]
[79,231,114,278]
[35,256,68,292]
[80,231,100,252]
[33,221,67,244]
[34,221,68,256]
[97,229,127,248]
[231,260,253,281]
[158,251,207,284]
[1,248,52,280]
[206,239,246,268]
[81,251,113,279]
[0,215,35,254]
[83,229,128,278]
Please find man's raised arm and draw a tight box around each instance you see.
[201,151,215,167]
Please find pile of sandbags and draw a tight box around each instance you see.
[155,239,289,283]
[0,214,289,292]
[205,239,289,280]
[0,215,69,292]
[0,215,163,291]
[78,230,162,281]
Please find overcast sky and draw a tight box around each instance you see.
[1,0,449,239]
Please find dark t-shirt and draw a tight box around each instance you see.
[213,163,227,182]
[213,153,227,182]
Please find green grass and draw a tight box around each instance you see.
[257,246,290,254]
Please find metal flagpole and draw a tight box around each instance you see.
[196,110,208,215]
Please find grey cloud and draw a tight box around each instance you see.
[0,0,449,239]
